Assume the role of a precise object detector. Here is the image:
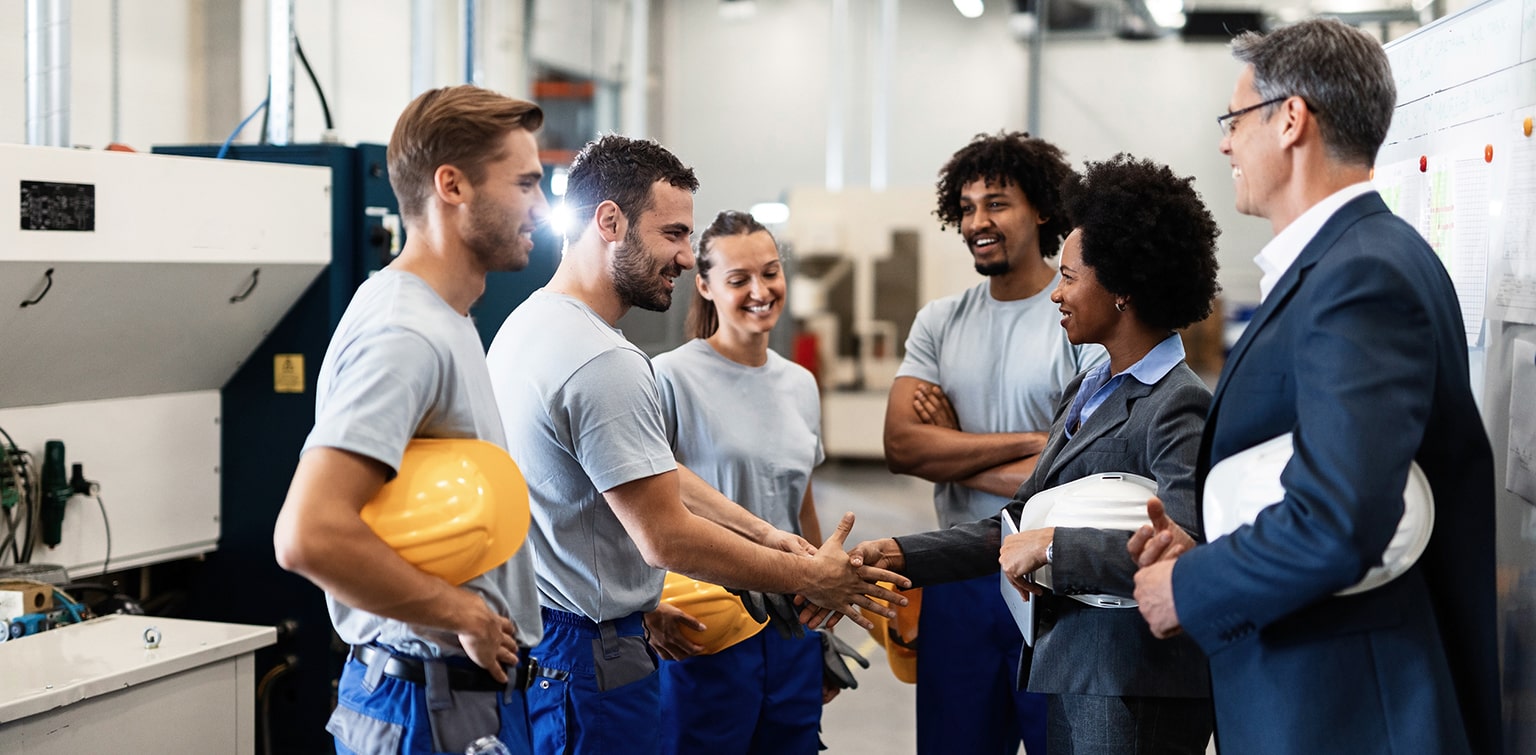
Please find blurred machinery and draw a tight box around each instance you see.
[0,142,321,749]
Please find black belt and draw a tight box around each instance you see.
[350,644,535,692]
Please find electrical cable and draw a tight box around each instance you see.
[217,97,271,159]
[0,446,39,565]
[50,587,86,625]
[258,75,271,145]
[293,35,335,131]
[257,657,297,755]
[93,491,111,578]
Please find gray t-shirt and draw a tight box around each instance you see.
[303,269,543,656]
[897,276,1107,526]
[486,290,677,621]
[653,339,824,535]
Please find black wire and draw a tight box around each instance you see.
[94,493,111,578]
[0,424,17,451]
[293,35,335,131]
[258,75,271,146]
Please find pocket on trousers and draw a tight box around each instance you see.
[528,671,571,753]
[426,689,501,754]
[326,703,404,755]
[591,635,657,691]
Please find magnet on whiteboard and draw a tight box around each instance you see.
[1485,144,1494,163]
[1419,155,1427,172]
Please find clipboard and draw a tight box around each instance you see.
[999,508,1037,646]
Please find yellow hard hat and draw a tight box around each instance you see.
[660,572,768,655]
[863,583,921,684]
[359,438,530,586]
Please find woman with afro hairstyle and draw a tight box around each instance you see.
[852,153,1222,754]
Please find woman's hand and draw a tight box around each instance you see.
[999,527,1054,601]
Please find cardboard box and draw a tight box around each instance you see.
[0,581,53,621]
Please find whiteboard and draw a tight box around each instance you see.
[1380,1,1536,750]
[1378,0,1536,335]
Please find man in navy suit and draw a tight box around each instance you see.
[1129,18,1502,754]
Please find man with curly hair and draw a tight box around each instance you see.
[486,134,908,754]
[881,132,1107,755]
[858,153,1221,753]
[1130,18,1501,755]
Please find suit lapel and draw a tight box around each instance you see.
[1045,378,1153,475]
[1209,193,1390,410]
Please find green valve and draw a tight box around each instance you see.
[0,445,16,510]
[41,440,70,547]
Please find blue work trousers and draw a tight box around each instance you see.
[527,608,660,754]
[917,574,1049,755]
[659,627,823,754]
[328,651,531,755]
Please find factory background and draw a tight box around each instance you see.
[0,1,1533,753]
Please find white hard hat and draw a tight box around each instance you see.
[1013,473,1158,603]
[1202,432,1433,596]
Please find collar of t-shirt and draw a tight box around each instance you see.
[1256,181,1377,303]
[1063,333,1186,439]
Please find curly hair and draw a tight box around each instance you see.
[563,134,699,245]
[934,131,1075,259]
[1061,154,1221,331]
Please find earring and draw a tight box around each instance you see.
[1115,301,1127,312]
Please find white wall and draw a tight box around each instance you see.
[661,0,1270,307]
[0,0,533,151]
[0,0,198,147]
[0,0,1472,306]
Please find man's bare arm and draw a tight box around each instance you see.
[884,376,1045,482]
[604,471,909,629]
[273,448,520,681]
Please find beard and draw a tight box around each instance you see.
[463,193,531,273]
[612,224,680,312]
[974,259,1011,276]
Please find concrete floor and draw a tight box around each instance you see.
[812,461,934,755]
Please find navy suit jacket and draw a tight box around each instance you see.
[898,361,1211,698]
[1173,193,1502,754]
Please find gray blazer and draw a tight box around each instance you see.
[896,361,1211,698]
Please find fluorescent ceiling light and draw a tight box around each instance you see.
[750,202,790,225]
[953,0,985,19]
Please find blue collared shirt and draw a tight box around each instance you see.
[1062,333,1186,439]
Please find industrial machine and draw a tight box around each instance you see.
[0,142,325,749]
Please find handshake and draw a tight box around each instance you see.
[647,512,912,660]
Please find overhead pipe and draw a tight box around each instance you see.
[1026,0,1050,137]
[265,0,295,145]
[869,0,897,190]
[622,0,649,138]
[412,0,435,95]
[462,0,482,85]
[825,0,848,192]
[24,0,71,147]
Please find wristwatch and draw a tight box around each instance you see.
[1045,541,1055,564]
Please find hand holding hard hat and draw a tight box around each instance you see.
[1202,432,1433,595]
[359,438,531,586]
[658,572,768,655]
[1011,473,1159,609]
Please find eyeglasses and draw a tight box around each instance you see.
[1216,96,1289,137]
